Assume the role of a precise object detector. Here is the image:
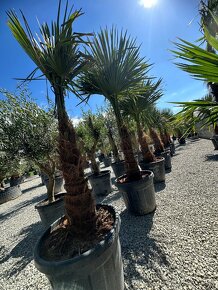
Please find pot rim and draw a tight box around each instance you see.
[88,170,111,179]
[139,156,164,166]
[115,170,154,186]
[34,204,120,270]
[35,192,65,210]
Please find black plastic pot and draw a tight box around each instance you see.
[88,170,112,196]
[103,156,112,167]
[211,135,218,150]
[0,185,22,204]
[111,160,125,178]
[139,157,165,183]
[178,137,186,145]
[169,143,175,156]
[162,150,172,170]
[34,204,124,290]
[156,150,172,170]
[10,176,24,187]
[115,170,156,215]
[35,192,65,229]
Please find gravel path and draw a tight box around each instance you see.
[0,138,217,290]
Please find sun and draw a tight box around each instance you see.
[138,0,158,8]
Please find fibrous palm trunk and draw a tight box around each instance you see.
[137,123,155,163]
[107,127,120,162]
[149,128,165,154]
[55,87,96,237]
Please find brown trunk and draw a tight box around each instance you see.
[107,128,120,162]
[36,161,56,203]
[119,124,141,181]
[137,124,155,163]
[58,114,96,238]
[47,175,55,203]
[149,128,165,154]
[88,145,100,175]
[160,130,170,148]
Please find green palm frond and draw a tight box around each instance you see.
[78,27,150,102]
[7,2,91,93]
[119,78,163,122]
[172,38,218,83]
[172,100,218,130]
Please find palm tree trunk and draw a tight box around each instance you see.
[107,128,120,162]
[136,122,155,163]
[55,87,96,238]
[88,143,100,175]
[47,174,55,203]
[149,128,165,154]
[35,161,56,203]
[113,105,141,181]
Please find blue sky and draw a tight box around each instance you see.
[0,0,207,119]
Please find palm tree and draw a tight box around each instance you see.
[172,5,218,137]
[78,28,149,181]
[7,2,96,237]
[119,79,163,163]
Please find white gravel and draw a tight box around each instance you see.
[0,138,217,290]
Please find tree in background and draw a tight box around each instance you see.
[0,88,59,202]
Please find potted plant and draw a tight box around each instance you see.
[7,3,124,289]
[79,27,156,215]
[149,127,172,170]
[0,152,24,204]
[77,112,112,196]
[118,79,166,183]
[0,89,65,228]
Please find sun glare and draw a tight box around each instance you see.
[139,0,158,8]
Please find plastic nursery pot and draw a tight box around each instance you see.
[10,176,24,187]
[103,156,112,167]
[111,160,125,179]
[115,170,156,215]
[178,137,186,145]
[0,185,22,205]
[169,143,175,156]
[211,135,218,150]
[139,157,165,183]
[34,204,124,290]
[35,192,65,229]
[156,150,172,170]
[88,170,112,196]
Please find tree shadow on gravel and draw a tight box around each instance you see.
[154,182,166,192]
[0,221,44,278]
[204,154,218,162]
[0,194,46,222]
[22,183,43,194]
[120,209,170,289]
[96,190,122,204]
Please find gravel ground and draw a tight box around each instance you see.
[0,138,217,290]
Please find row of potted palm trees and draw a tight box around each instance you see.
[5,0,218,288]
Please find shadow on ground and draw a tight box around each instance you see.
[22,183,43,194]
[96,190,122,204]
[204,154,218,162]
[119,209,170,288]
[0,194,46,222]
[154,182,166,192]
[0,221,44,278]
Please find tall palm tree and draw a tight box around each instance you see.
[79,28,149,181]
[119,79,162,162]
[7,2,96,237]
